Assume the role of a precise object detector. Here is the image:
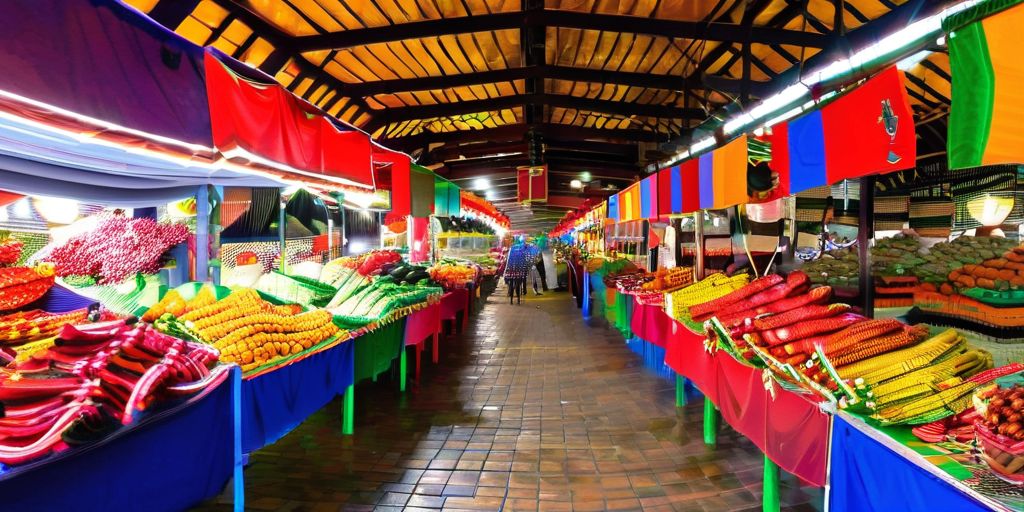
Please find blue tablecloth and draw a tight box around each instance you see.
[829,414,992,512]
[241,341,355,454]
[0,366,241,512]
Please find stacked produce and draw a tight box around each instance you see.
[0,265,56,311]
[349,250,402,276]
[151,288,340,373]
[912,244,1024,337]
[44,215,189,285]
[330,278,442,329]
[0,307,115,348]
[691,270,1021,426]
[914,236,1019,284]
[639,267,693,292]
[802,248,858,288]
[870,234,923,277]
[255,272,337,308]
[0,319,220,464]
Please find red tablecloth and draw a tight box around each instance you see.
[404,302,441,347]
[629,298,673,348]
[440,288,470,324]
[664,314,830,487]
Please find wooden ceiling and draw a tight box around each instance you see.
[129,0,954,231]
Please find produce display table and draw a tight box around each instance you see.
[440,288,470,333]
[403,301,443,384]
[629,297,673,349]
[663,316,830,487]
[241,340,355,452]
[0,366,243,512]
[831,413,1016,512]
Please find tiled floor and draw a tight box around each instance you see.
[198,286,822,511]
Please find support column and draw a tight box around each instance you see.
[675,374,687,407]
[703,399,718,448]
[858,176,875,317]
[278,189,288,274]
[399,347,407,392]
[196,185,210,282]
[763,454,780,512]
[342,384,355,435]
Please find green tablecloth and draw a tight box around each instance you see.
[354,317,407,383]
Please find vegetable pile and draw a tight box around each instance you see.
[46,215,189,284]
[696,270,1022,426]
[0,307,116,348]
[151,288,339,373]
[0,265,56,312]
[0,238,23,267]
[330,278,442,329]
[0,318,220,465]
[976,384,1024,482]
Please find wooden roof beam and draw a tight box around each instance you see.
[364,93,703,132]
[290,10,830,51]
[381,123,666,150]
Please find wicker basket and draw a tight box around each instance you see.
[977,420,1024,485]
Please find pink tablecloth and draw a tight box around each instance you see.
[664,313,830,487]
[404,302,441,347]
[440,288,470,322]
[629,298,673,348]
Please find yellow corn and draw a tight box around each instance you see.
[837,329,962,382]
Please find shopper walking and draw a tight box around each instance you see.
[503,241,531,305]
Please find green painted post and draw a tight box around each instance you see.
[342,384,354,435]
[399,347,407,392]
[675,374,687,407]
[703,398,718,448]
[763,454,780,512]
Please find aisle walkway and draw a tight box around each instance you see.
[202,289,821,512]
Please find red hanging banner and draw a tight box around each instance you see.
[516,165,548,203]
[204,52,375,189]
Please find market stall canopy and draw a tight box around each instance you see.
[0,0,212,149]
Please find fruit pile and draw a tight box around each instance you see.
[428,262,476,289]
[45,215,189,284]
[802,248,858,288]
[141,285,217,322]
[912,407,980,443]
[977,384,1024,482]
[0,319,220,464]
[945,247,1024,293]
[153,288,339,373]
[870,234,922,277]
[912,235,1019,284]
[0,238,23,266]
[0,265,56,311]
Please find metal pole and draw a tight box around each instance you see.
[278,189,287,273]
[858,176,875,317]
[196,185,209,282]
[694,212,705,280]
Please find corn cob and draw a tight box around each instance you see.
[829,325,930,367]
[689,274,783,320]
[714,272,810,326]
[837,329,961,382]
[872,363,1024,425]
[869,350,989,404]
[726,286,835,331]
[753,303,849,332]
[668,274,749,320]
[819,319,904,358]
[761,313,864,347]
